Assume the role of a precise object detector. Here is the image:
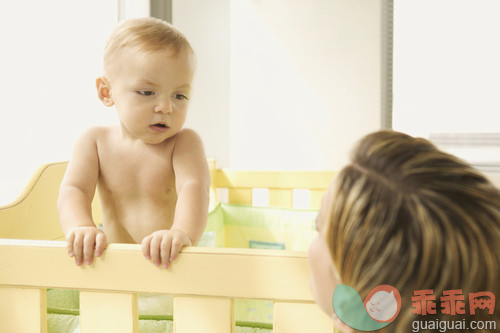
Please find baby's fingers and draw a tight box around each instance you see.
[65,227,106,266]
[83,233,97,265]
[169,237,187,263]
[149,235,165,267]
[141,231,189,268]
[141,235,153,260]
[71,233,85,266]
[169,231,192,263]
[94,232,107,257]
[142,234,164,267]
[160,236,173,268]
[66,232,76,258]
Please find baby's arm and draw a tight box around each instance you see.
[141,129,210,268]
[57,128,107,266]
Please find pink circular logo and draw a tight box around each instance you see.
[363,284,402,323]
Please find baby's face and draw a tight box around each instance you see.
[105,46,195,144]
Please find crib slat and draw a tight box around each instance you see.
[174,296,233,333]
[269,189,293,207]
[0,287,47,333]
[273,302,335,333]
[80,291,138,333]
[229,188,252,205]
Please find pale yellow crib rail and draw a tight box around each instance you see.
[210,162,336,210]
[0,161,338,332]
[0,162,102,241]
[0,162,68,240]
[0,161,336,240]
[0,239,336,333]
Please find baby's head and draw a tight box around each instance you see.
[97,18,196,144]
[103,17,194,78]
[311,130,500,331]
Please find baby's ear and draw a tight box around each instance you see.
[96,76,114,107]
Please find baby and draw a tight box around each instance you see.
[57,17,210,269]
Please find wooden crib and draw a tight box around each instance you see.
[0,161,338,333]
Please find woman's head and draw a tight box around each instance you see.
[310,130,500,331]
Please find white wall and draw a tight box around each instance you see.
[0,0,388,204]
[2,1,499,205]
[172,0,231,168]
[0,1,119,204]
[393,0,500,186]
[393,0,500,137]
[229,0,386,170]
[176,0,388,170]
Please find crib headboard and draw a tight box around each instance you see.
[0,160,336,240]
[0,162,102,241]
[0,162,68,240]
[209,160,336,210]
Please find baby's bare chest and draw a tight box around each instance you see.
[97,142,176,200]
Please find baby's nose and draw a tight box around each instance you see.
[154,97,173,113]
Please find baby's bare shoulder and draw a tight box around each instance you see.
[85,125,118,138]
[172,128,203,145]
[170,129,205,158]
[79,126,124,150]
[76,126,116,143]
[70,126,121,162]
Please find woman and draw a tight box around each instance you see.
[309,130,500,332]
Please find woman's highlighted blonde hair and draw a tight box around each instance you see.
[326,130,500,332]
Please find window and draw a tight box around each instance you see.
[393,0,500,171]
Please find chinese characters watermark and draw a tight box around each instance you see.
[411,289,495,316]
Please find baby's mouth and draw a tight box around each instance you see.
[150,123,170,132]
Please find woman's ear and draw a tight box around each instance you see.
[96,76,114,107]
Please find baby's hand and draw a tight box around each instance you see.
[65,226,107,266]
[141,229,192,268]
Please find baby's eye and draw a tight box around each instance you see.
[137,90,155,96]
[173,93,188,100]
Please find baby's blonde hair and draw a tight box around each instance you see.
[326,130,500,332]
[103,17,193,74]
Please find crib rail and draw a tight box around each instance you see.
[211,168,336,209]
[0,162,68,240]
[1,161,335,240]
[0,239,335,333]
[0,161,102,241]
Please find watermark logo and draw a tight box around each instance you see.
[365,285,402,322]
[411,289,496,332]
[411,289,495,316]
[333,286,496,332]
[332,284,401,331]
